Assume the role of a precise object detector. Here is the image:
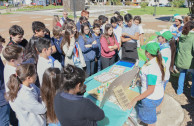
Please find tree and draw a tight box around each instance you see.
[141,2,147,11]
[171,0,185,8]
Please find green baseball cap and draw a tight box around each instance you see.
[145,41,160,55]
[156,29,173,41]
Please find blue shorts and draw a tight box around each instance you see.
[136,98,163,124]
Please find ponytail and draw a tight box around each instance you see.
[169,39,176,72]
[5,64,36,102]
[156,51,165,81]
[5,74,21,102]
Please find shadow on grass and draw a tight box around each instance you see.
[155,16,172,22]
[170,72,194,125]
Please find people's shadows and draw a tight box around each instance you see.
[170,72,194,125]
[169,73,179,93]
[155,16,172,22]
[180,73,194,125]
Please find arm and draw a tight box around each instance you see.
[92,40,99,49]
[121,36,132,42]
[128,72,157,109]
[140,34,144,46]
[78,36,92,53]
[84,99,105,121]
[63,38,75,57]
[127,32,139,40]
[52,45,57,54]
[128,85,155,109]
[100,36,111,53]
[23,91,47,115]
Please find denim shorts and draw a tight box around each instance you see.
[136,97,163,124]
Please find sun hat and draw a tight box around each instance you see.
[155,29,173,41]
[174,15,183,21]
[145,41,160,55]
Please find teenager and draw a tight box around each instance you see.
[78,23,98,76]
[100,24,119,69]
[41,68,61,126]
[121,14,140,61]
[54,65,105,126]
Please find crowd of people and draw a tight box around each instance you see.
[0,9,194,126]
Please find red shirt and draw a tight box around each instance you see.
[100,36,119,58]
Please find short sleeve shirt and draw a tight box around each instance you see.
[122,24,140,43]
[140,57,164,100]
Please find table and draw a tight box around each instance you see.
[84,61,145,126]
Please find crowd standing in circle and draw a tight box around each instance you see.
[0,9,194,126]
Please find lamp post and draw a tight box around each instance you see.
[73,0,77,22]
[153,0,157,16]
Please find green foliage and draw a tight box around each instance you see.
[16,5,63,11]
[120,6,189,15]
[171,0,185,8]
[141,2,147,10]
[125,1,131,6]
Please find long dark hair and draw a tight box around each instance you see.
[102,23,116,45]
[5,64,36,102]
[182,21,194,35]
[152,51,165,81]
[23,37,39,64]
[61,65,86,92]
[80,22,92,43]
[61,28,75,54]
[169,38,176,72]
[41,68,61,123]
[62,20,79,39]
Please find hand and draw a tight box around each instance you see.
[92,40,97,45]
[70,34,75,38]
[128,98,138,109]
[113,44,118,50]
[122,33,129,37]
[85,44,92,48]
[108,46,114,49]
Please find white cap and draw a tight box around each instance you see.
[174,15,183,21]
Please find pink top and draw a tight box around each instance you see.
[100,36,119,58]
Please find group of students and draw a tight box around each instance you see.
[1,9,194,126]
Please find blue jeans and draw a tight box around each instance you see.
[177,69,194,96]
[85,60,95,77]
[0,104,10,126]
[97,57,101,72]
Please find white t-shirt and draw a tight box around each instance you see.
[4,64,16,92]
[113,25,122,43]
[37,56,62,86]
[140,57,164,100]
[160,47,171,81]
[138,25,144,34]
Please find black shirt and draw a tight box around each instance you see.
[54,92,105,126]
[7,38,28,48]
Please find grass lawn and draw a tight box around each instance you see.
[121,6,189,16]
[0,6,6,9]
[16,5,63,11]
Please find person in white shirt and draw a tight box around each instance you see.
[2,45,23,92]
[60,11,68,26]
[133,16,144,48]
[36,38,62,85]
[5,64,46,126]
[155,29,176,113]
[111,16,122,59]
[128,42,165,126]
